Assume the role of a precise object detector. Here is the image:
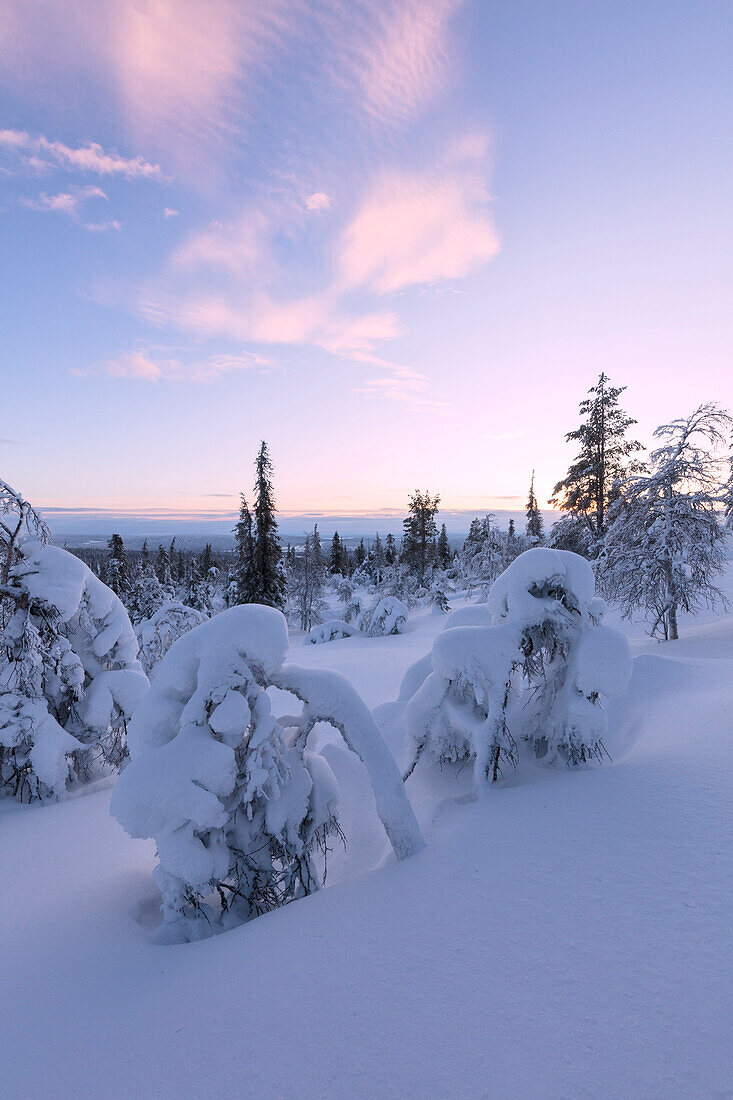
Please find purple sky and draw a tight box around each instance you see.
[1,0,731,525]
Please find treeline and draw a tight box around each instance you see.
[70,377,733,643]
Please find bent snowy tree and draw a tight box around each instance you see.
[403,548,631,794]
[1,540,148,800]
[112,605,422,943]
[273,664,424,861]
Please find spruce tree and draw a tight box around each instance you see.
[106,534,130,599]
[384,533,397,565]
[355,538,366,568]
[402,490,440,582]
[551,374,641,545]
[437,524,451,570]
[525,471,544,542]
[329,531,343,575]
[251,441,286,610]
[233,494,256,604]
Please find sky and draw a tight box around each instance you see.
[1,0,732,532]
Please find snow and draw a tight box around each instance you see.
[2,570,732,1095]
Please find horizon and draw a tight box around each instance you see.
[46,505,559,542]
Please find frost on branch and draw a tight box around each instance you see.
[1,541,148,801]
[403,548,631,793]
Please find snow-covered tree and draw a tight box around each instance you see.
[106,534,131,600]
[1,540,148,800]
[111,606,423,942]
[551,374,641,551]
[126,563,167,625]
[364,595,408,636]
[135,599,207,678]
[403,548,631,793]
[436,524,450,570]
[287,526,327,632]
[525,471,544,543]
[155,543,175,594]
[329,531,344,575]
[401,490,440,582]
[252,442,286,609]
[600,403,733,640]
[429,575,452,614]
[233,493,256,604]
[369,533,386,585]
[1,479,50,583]
[384,533,397,565]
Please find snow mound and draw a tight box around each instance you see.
[305,620,358,645]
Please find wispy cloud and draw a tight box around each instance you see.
[0,129,162,179]
[20,184,121,231]
[344,0,463,125]
[80,347,273,383]
[133,134,496,405]
[163,207,179,217]
[339,161,498,293]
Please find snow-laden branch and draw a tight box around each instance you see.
[273,664,425,860]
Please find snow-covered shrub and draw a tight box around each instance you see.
[1,542,148,800]
[112,605,423,942]
[429,576,452,615]
[305,620,358,645]
[403,548,631,793]
[135,600,207,678]
[364,596,408,637]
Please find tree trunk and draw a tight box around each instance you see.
[668,602,679,641]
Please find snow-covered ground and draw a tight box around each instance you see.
[2,577,732,1097]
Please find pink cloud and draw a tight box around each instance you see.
[20,184,120,230]
[345,0,463,125]
[305,192,331,211]
[173,214,270,275]
[0,130,162,178]
[339,165,499,292]
[92,348,271,383]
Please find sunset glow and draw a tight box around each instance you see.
[1,1,731,525]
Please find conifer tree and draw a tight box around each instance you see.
[525,471,544,543]
[329,531,343,575]
[233,494,256,605]
[370,533,385,584]
[437,524,451,570]
[384,533,397,565]
[402,490,440,582]
[106,534,130,599]
[355,538,366,567]
[156,544,174,592]
[251,441,286,610]
[551,374,641,546]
